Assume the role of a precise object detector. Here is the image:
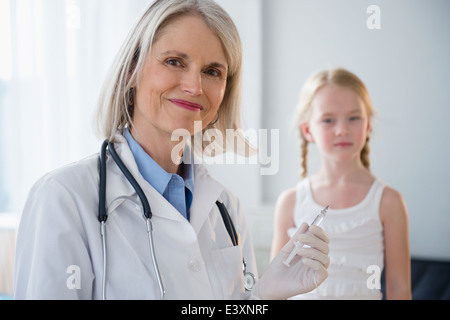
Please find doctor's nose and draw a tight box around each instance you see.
[180,71,203,96]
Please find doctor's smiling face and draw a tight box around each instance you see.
[131,14,228,140]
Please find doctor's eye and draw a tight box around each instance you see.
[165,58,184,68]
[204,67,222,79]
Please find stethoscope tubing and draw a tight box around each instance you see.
[99,141,165,300]
[146,218,165,299]
[107,141,152,219]
[98,139,253,299]
[100,221,107,300]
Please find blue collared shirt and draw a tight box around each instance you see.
[124,129,194,221]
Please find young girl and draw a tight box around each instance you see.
[270,68,411,299]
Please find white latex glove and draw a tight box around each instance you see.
[252,222,330,300]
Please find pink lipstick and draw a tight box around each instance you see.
[169,99,203,111]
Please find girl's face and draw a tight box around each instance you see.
[132,14,228,137]
[301,84,371,165]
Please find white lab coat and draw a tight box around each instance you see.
[14,134,258,300]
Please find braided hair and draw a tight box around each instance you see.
[294,68,375,178]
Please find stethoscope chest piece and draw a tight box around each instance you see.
[244,272,256,291]
[242,259,256,291]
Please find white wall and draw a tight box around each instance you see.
[3,0,152,214]
[206,0,264,212]
[185,0,450,264]
[4,2,449,285]
[257,0,450,261]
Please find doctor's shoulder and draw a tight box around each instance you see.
[25,154,100,211]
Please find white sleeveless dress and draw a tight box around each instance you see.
[288,178,386,299]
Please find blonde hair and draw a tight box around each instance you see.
[95,0,253,156]
[294,68,375,178]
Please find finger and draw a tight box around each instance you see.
[295,247,330,268]
[302,258,328,286]
[295,232,329,255]
[281,222,309,253]
[308,225,330,244]
[295,222,309,235]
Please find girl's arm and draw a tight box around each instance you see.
[270,188,297,261]
[380,187,412,299]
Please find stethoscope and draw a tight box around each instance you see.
[98,140,256,300]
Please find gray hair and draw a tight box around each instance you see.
[95,0,253,156]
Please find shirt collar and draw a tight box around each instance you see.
[123,128,194,195]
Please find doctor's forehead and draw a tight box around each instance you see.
[150,15,227,65]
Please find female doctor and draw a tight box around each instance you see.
[14,0,330,300]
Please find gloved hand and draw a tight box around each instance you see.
[252,222,330,300]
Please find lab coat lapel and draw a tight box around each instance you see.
[104,136,136,213]
[189,163,224,234]
[106,135,186,222]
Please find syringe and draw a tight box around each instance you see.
[283,205,329,267]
